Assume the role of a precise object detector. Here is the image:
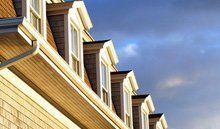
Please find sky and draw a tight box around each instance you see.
[83,0,220,129]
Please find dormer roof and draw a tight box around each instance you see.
[47,1,93,30]
[132,94,155,113]
[111,70,138,92]
[149,113,168,129]
[84,40,119,65]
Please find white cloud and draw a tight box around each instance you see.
[120,43,138,57]
[157,76,186,89]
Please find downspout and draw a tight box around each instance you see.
[0,41,39,70]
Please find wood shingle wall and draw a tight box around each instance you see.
[111,82,122,119]
[132,106,140,129]
[0,0,16,18]
[12,0,21,16]
[84,54,98,93]
[48,14,66,59]
[46,19,58,51]
[0,76,68,129]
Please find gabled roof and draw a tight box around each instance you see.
[111,70,138,92]
[149,113,168,129]
[47,1,93,30]
[132,94,155,113]
[84,40,119,65]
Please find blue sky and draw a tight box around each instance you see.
[84,0,220,129]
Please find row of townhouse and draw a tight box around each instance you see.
[0,0,168,129]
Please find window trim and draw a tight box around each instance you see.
[123,88,132,127]
[64,14,84,79]
[141,106,150,129]
[100,60,110,106]
[70,23,80,74]
[22,0,46,38]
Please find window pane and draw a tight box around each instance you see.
[101,63,107,89]
[71,26,78,56]
[102,89,108,105]
[72,57,79,74]
[30,12,40,32]
[126,114,130,127]
[30,0,39,13]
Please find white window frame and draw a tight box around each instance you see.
[124,88,131,127]
[70,22,80,75]
[142,108,149,129]
[22,0,46,38]
[100,60,110,106]
[30,0,41,32]
[64,15,84,79]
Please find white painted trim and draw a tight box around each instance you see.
[123,87,133,128]
[160,114,168,129]
[144,95,155,113]
[73,1,93,30]
[141,104,150,129]
[64,14,69,63]
[62,11,84,79]
[0,69,81,129]
[22,0,46,39]
[41,0,47,39]
[100,57,112,108]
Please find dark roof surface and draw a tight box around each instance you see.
[132,94,150,99]
[111,70,132,75]
[84,39,111,45]
[149,113,164,119]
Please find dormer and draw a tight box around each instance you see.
[83,40,119,107]
[132,94,155,129]
[111,70,139,128]
[149,113,168,129]
[47,1,93,78]
[13,0,47,38]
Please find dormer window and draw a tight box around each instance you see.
[70,24,79,74]
[101,62,109,105]
[84,40,118,108]
[30,0,41,32]
[47,1,94,79]
[132,95,155,129]
[111,70,138,127]
[124,89,131,127]
[18,0,46,37]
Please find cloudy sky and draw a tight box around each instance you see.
[84,0,220,129]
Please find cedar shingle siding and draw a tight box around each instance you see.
[47,19,58,50]
[133,106,140,129]
[84,68,92,88]
[0,0,16,18]
[0,76,69,129]
[84,53,98,93]
[111,82,122,118]
[48,15,66,58]
[12,0,21,16]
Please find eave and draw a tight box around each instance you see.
[0,17,128,129]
